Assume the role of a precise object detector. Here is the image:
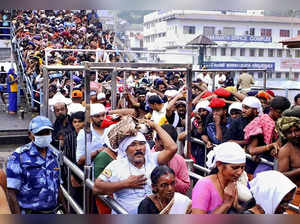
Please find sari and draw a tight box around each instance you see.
[159,192,192,214]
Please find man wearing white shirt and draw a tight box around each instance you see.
[93,120,177,214]
[214,73,226,89]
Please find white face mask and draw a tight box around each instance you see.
[33,135,52,148]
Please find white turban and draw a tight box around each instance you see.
[165,90,178,98]
[90,103,106,116]
[206,142,246,169]
[249,170,296,214]
[117,132,151,162]
[242,96,263,115]
[103,124,118,152]
[194,100,212,113]
[97,92,106,100]
[228,102,243,114]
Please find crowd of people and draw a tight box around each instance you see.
[1,10,300,215]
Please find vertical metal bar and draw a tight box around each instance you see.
[111,68,117,110]
[70,72,73,99]
[42,67,49,117]
[263,70,267,91]
[212,72,216,91]
[185,67,192,159]
[83,68,91,214]
[67,167,70,213]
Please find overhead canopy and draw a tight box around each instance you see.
[280,35,300,48]
[186,35,217,46]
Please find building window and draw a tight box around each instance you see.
[286,49,292,57]
[298,30,300,36]
[211,48,217,56]
[231,48,236,56]
[221,48,226,56]
[285,72,290,79]
[223,27,235,36]
[183,26,195,34]
[295,72,299,80]
[276,72,281,79]
[250,28,255,36]
[267,73,272,79]
[258,49,264,57]
[261,28,272,37]
[250,48,256,57]
[258,72,263,79]
[203,26,215,36]
[277,49,283,57]
[268,49,274,57]
[240,48,245,56]
[296,50,300,58]
[280,29,290,37]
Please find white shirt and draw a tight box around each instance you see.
[198,73,213,92]
[76,125,105,163]
[151,103,168,125]
[214,74,226,89]
[99,152,159,214]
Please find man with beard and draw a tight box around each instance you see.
[76,103,106,166]
[93,120,177,214]
[276,107,300,213]
[52,102,73,149]
[224,97,262,145]
[166,90,186,128]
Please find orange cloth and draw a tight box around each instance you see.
[96,197,111,214]
[287,187,300,214]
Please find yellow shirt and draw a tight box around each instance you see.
[8,74,18,93]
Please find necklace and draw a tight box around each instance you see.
[216,173,224,195]
[156,195,164,211]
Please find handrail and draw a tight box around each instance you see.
[49,145,129,214]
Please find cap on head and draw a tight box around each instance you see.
[90,103,106,116]
[29,116,53,134]
[97,92,106,100]
[72,90,83,98]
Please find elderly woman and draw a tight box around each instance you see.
[192,142,246,214]
[247,170,296,214]
[138,165,191,214]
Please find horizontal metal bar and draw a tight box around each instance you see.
[193,163,211,174]
[86,62,192,69]
[190,137,206,147]
[245,154,274,167]
[43,65,86,71]
[60,185,84,214]
[87,67,188,72]
[287,203,300,213]
[188,171,203,180]
[32,90,40,93]
[85,179,129,214]
[32,99,41,104]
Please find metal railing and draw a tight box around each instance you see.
[49,145,128,214]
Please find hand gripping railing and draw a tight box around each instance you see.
[49,145,128,214]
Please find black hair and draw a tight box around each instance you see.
[70,111,85,122]
[150,165,175,193]
[160,124,178,142]
[209,167,219,175]
[294,93,300,103]
[270,96,291,112]
[148,95,162,105]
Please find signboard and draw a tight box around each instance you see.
[280,59,300,69]
[207,35,272,43]
[203,61,275,70]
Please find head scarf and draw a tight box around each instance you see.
[103,124,118,152]
[194,100,212,113]
[242,96,263,115]
[249,170,296,214]
[206,142,246,169]
[276,116,300,139]
[118,132,151,163]
[228,102,243,114]
[209,97,226,108]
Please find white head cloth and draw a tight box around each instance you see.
[249,170,296,214]
[228,102,243,114]
[165,90,178,98]
[206,142,246,169]
[103,124,118,152]
[242,96,263,115]
[90,103,106,116]
[118,132,151,163]
[194,100,212,113]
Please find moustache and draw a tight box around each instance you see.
[134,151,144,156]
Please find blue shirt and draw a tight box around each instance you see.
[206,120,230,145]
[6,143,60,211]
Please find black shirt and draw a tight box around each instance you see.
[224,116,252,141]
[138,197,159,214]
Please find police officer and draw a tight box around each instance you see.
[6,116,65,214]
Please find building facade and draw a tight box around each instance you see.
[143,10,300,82]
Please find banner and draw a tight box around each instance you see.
[207,35,272,43]
[203,61,275,70]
